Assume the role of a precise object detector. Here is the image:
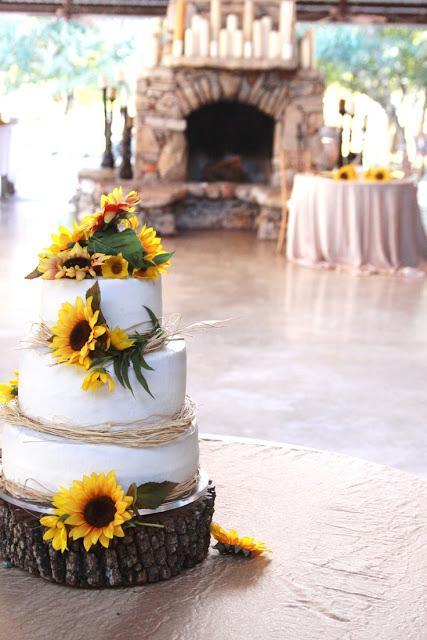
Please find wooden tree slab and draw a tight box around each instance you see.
[0,486,215,588]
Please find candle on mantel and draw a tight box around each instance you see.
[198,17,210,57]
[244,41,252,59]
[253,19,262,58]
[191,14,201,57]
[226,13,238,32]
[210,0,221,44]
[184,27,194,57]
[174,0,186,44]
[261,15,272,59]
[233,29,243,58]
[279,0,295,59]
[219,28,229,58]
[300,32,312,69]
[243,0,254,42]
[268,31,280,59]
[210,41,218,57]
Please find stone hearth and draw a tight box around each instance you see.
[135,66,324,187]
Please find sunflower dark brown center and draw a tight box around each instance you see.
[376,172,384,179]
[84,495,116,527]
[111,260,123,274]
[63,257,91,269]
[69,320,92,351]
[341,174,348,179]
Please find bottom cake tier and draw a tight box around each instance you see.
[0,485,215,588]
[1,422,200,492]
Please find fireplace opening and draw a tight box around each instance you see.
[186,101,274,184]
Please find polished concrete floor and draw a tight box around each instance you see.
[0,193,427,476]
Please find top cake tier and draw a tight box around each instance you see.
[39,278,162,332]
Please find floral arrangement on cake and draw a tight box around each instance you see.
[40,470,179,552]
[35,281,164,394]
[333,165,392,182]
[26,187,172,282]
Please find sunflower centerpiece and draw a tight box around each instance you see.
[26,187,172,282]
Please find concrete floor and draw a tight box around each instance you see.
[0,195,427,476]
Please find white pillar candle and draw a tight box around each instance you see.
[281,42,293,60]
[300,33,311,69]
[310,31,316,68]
[279,0,295,45]
[233,29,243,57]
[243,0,254,42]
[261,15,272,59]
[191,14,201,56]
[210,40,219,57]
[173,0,186,43]
[172,39,184,57]
[184,27,194,57]
[253,19,263,58]
[226,13,238,31]
[210,0,221,44]
[198,17,210,57]
[268,30,280,59]
[243,40,252,59]
[219,28,229,58]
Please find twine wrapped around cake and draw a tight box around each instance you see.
[0,469,200,508]
[0,395,196,448]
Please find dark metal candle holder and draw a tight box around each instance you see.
[101,86,116,169]
[119,106,134,180]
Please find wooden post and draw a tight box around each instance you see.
[276,123,289,255]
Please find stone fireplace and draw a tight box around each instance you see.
[78,1,325,240]
[135,66,324,187]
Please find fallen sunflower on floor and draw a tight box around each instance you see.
[210,522,272,558]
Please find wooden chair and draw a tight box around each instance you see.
[276,146,313,255]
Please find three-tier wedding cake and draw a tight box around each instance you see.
[0,187,215,587]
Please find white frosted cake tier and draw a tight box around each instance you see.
[1,422,199,492]
[19,339,186,426]
[39,277,162,331]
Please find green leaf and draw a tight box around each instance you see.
[135,481,177,510]
[85,281,107,325]
[143,306,161,331]
[87,228,145,269]
[152,252,173,266]
[25,268,42,280]
[130,351,154,398]
[113,357,125,388]
[126,482,137,505]
[120,352,134,395]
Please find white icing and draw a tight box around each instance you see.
[39,277,162,331]
[1,422,199,491]
[18,340,187,426]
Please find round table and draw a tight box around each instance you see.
[0,437,426,640]
[286,174,427,275]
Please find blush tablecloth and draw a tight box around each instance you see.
[0,437,426,640]
[287,174,427,274]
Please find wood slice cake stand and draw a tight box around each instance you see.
[0,485,215,588]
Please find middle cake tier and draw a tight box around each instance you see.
[19,339,187,425]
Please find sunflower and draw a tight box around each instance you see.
[51,471,134,551]
[45,223,83,255]
[100,188,141,224]
[138,225,164,261]
[79,211,105,239]
[50,296,107,369]
[0,370,18,403]
[40,515,68,553]
[101,254,129,279]
[333,165,357,181]
[364,166,391,182]
[133,263,169,282]
[120,215,139,231]
[210,522,272,557]
[109,327,134,351]
[39,244,99,281]
[82,369,115,392]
